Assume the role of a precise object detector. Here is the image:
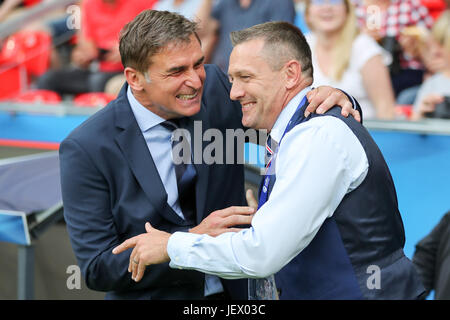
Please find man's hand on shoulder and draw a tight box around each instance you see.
[305,86,361,122]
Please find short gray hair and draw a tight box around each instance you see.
[119,10,200,72]
[230,21,313,79]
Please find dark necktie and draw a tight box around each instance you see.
[160,119,197,223]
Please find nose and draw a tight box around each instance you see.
[230,81,245,101]
[185,68,203,90]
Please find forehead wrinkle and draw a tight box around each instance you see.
[229,44,268,76]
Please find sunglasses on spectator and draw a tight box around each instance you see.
[311,0,344,5]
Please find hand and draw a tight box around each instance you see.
[246,189,258,210]
[417,94,444,117]
[71,46,92,68]
[71,43,97,68]
[104,44,121,63]
[112,222,170,282]
[189,206,255,237]
[305,86,361,122]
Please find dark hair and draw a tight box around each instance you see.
[119,10,200,72]
[230,21,313,79]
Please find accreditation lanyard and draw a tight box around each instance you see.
[258,95,308,209]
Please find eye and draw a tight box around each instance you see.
[170,70,183,76]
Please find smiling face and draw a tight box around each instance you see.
[427,37,450,71]
[306,0,348,35]
[228,39,287,130]
[131,34,206,119]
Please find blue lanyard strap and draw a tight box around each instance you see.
[257,95,309,209]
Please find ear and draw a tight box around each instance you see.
[124,67,144,91]
[284,60,302,90]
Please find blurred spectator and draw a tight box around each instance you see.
[411,10,450,120]
[36,0,156,95]
[294,0,310,33]
[353,0,434,98]
[305,0,396,119]
[196,0,296,72]
[154,0,204,19]
[413,210,450,300]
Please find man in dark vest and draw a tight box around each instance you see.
[112,21,425,299]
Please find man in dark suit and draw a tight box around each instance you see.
[60,10,360,300]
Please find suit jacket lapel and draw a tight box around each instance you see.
[114,84,186,226]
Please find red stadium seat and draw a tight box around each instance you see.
[0,31,52,100]
[16,31,52,77]
[395,105,413,119]
[0,31,52,77]
[0,64,24,100]
[420,0,447,20]
[0,37,26,100]
[23,0,41,7]
[73,92,116,107]
[14,90,62,104]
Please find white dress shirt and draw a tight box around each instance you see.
[127,86,224,295]
[167,87,369,279]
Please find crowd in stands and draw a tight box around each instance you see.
[0,0,449,118]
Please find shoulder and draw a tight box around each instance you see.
[305,33,315,46]
[63,99,118,144]
[203,64,242,127]
[418,73,447,91]
[353,33,379,49]
[352,33,386,68]
[205,64,228,82]
[278,115,368,182]
[352,33,384,58]
[203,64,231,97]
[288,116,357,144]
[283,115,365,164]
[429,73,450,84]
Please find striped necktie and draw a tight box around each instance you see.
[161,119,197,223]
[264,135,278,176]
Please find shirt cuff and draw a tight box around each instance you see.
[167,231,199,269]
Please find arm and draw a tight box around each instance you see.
[60,138,172,292]
[115,117,368,280]
[361,54,396,120]
[195,0,220,62]
[412,211,450,298]
[113,205,255,281]
[70,0,98,68]
[0,0,22,22]
[71,35,98,68]
[411,93,444,120]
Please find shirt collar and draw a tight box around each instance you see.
[269,86,311,144]
[127,85,165,132]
